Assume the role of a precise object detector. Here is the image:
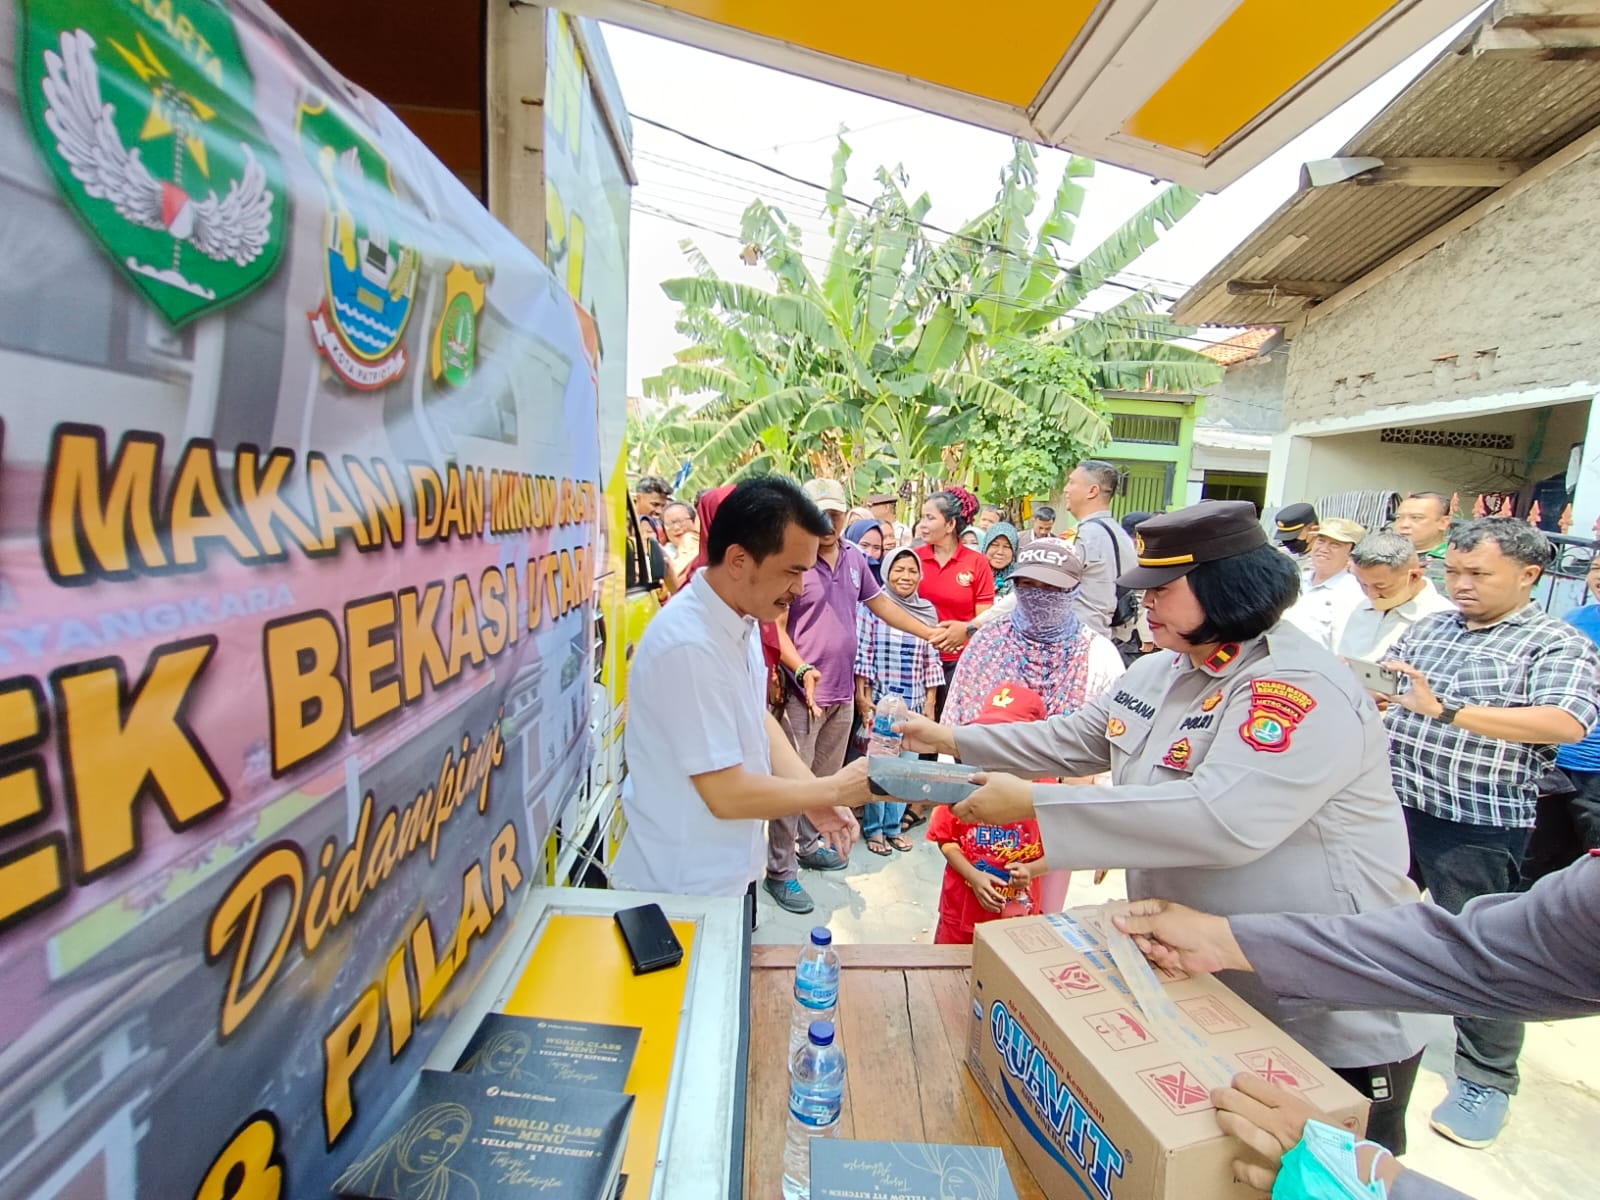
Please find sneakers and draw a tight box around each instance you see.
[1430,1078,1510,1148]
[763,877,815,914]
[797,845,848,871]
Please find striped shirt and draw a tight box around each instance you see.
[854,604,945,714]
[1386,604,1600,828]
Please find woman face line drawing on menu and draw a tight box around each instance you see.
[335,1100,480,1200]
[400,1104,471,1172]
[472,1030,534,1078]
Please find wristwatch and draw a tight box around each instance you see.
[965,621,978,638]
[1436,701,1462,725]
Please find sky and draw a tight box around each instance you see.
[601,12,1484,400]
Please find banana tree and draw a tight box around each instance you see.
[639,134,1216,504]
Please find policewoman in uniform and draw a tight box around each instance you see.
[898,501,1428,1153]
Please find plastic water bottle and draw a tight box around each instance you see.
[789,927,841,1056]
[781,1020,846,1200]
[868,691,908,756]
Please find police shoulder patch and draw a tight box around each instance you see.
[1238,678,1316,753]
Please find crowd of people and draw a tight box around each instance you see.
[612,467,1600,1200]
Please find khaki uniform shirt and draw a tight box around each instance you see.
[955,620,1424,1068]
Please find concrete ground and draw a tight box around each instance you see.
[755,833,1595,1199]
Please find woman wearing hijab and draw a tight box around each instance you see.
[844,517,886,583]
[940,538,1125,910]
[853,546,945,854]
[981,521,1020,596]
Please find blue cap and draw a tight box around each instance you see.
[809,927,832,946]
[808,1020,835,1046]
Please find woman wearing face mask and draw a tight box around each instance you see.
[844,517,886,583]
[903,488,995,831]
[938,538,1125,911]
[940,538,1125,728]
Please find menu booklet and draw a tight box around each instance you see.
[454,1013,641,1092]
[334,1069,633,1200]
[810,1139,1021,1200]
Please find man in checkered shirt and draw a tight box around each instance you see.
[1378,517,1600,1150]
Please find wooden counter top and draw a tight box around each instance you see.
[743,942,1045,1199]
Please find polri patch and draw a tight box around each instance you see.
[1201,689,1224,712]
[1239,679,1316,753]
[1162,738,1192,769]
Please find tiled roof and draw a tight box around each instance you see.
[1198,327,1275,367]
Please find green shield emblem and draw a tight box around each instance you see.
[18,0,287,326]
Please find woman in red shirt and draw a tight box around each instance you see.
[913,490,997,711]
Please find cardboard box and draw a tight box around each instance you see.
[966,910,1369,1200]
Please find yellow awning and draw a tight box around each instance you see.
[556,0,1481,190]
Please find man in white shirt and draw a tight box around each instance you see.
[1282,516,1366,651]
[612,477,865,907]
[1337,531,1456,663]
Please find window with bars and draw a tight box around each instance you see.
[1110,461,1174,518]
[1110,414,1182,445]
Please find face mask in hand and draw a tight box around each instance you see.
[1273,1121,1389,1200]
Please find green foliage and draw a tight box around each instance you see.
[963,341,1105,503]
[637,137,1220,503]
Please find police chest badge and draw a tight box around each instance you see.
[1239,679,1317,753]
[1201,689,1224,713]
[1162,738,1192,769]
[21,0,287,326]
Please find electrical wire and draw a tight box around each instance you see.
[767,113,926,151]
[629,111,1200,302]
[635,143,1209,313]
[631,201,1288,367]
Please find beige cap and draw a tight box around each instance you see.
[1318,517,1367,545]
[803,478,848,513]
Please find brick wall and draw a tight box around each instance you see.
[1283,149,1600,426]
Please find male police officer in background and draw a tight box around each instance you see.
[899,500,1428,1153]
[1274,501,1319,566]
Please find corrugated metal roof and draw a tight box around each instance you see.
[1174,10,1600,327]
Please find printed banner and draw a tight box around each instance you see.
[0,1,606,1197]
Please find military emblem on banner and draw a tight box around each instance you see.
[19,0,287,325]
[432,263,488,388]
[298,94,419,389]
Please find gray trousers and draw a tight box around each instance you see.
[766,694,853,882]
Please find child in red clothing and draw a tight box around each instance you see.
[927,682,1051,945]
